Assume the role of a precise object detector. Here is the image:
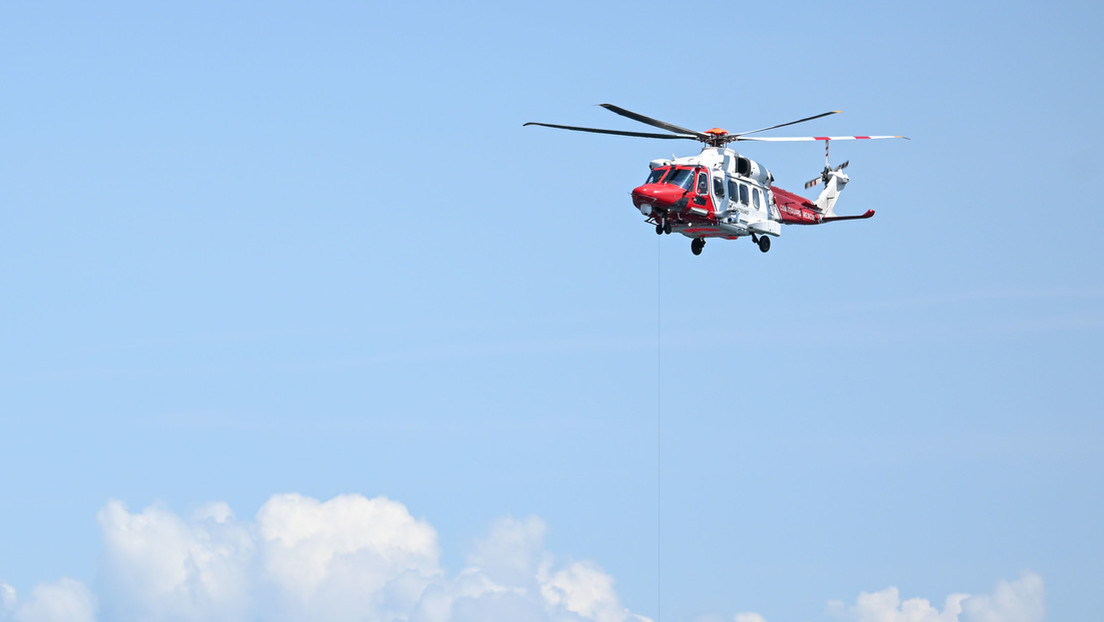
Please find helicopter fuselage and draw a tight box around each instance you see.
[525,103,900,255]
[631,147,782,241]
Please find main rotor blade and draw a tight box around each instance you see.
[523,122,699,140]
[732,135,908,142]
[598,104,706,139]
[733,111,842,137]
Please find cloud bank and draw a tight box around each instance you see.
[825,572,1045,622]
[0,494,1044,622]
[2,494,644,622]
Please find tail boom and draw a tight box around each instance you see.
[771,186,875,225]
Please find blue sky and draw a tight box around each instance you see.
[1,1,1101,621]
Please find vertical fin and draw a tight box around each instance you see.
[813,170,849,218]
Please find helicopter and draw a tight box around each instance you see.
[525,104,905,255]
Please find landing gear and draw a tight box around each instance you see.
[758,235,771,253]
[691,237,705,256]
[655,217,673,235]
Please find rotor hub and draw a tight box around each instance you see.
[703,128,730,147]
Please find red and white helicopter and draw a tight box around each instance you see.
[525,104,905,255]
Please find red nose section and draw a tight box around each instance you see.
[632,183,686,211]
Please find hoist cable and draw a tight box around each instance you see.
[656,233,662,622]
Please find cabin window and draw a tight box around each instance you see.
[739,184,749,205]
[753,188,761,209]
[696,170,708,195]
[713,176,725,198]
[665,168,694,190]
[728,179,739,199]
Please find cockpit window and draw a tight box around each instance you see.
[645,167,668,184]
[665,168,694,191]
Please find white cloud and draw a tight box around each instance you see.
[2,583,15,613]
[97,498,255,621]
[417,515,645,622]
[87,494,648,622]
[467,515,548,586]
[7,578,95,622]
[825,572,1044,622]
[0,495,1046,622]
[540,559,642,622]
[255,493,442,622]
[961,572,1045,622]
[828,586,968,622]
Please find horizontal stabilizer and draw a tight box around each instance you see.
[822,209,875,222]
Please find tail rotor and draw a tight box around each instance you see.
[804,138,851,188]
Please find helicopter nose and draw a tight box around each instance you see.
[632,184,684,211]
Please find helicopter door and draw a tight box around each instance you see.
[712,174,727,212]
[691,168,710,211]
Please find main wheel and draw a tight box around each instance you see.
[691,238,704,256]
[758,236,771,253]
